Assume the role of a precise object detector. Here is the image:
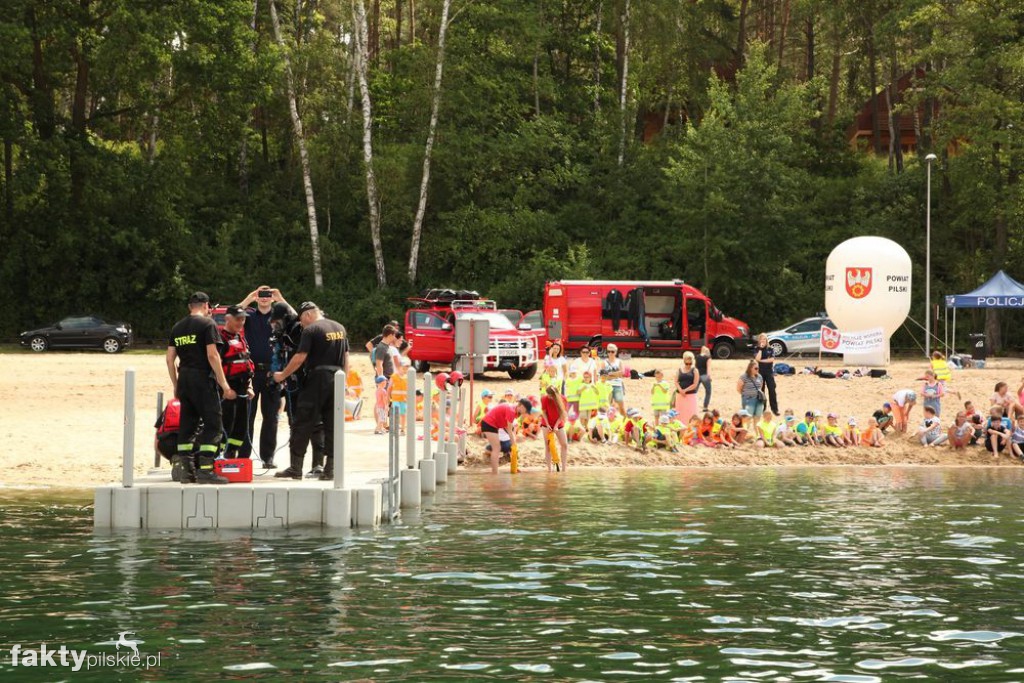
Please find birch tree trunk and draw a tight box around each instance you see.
[269,0,324,289]
[616,0,631,166]
[593,0,602,112]
[408,0,452,284]
[354,0,387,288]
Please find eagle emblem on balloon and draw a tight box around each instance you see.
[845,268,872,299]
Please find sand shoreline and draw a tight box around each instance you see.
[3,352,1022,490]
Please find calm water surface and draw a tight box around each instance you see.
[2,468,1024,681]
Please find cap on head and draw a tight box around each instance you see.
[481,389,493,398]
[827,412,838,419]
[188,291,210,306]
[658,415,669,424]
[225,304,247,318]
[848,417,857,425]
[883,402,892,409]
[504,388,515,396]
[805,410,814,417]
[667,409,678,418]
[298,301,318,315]
[627,408,640,418]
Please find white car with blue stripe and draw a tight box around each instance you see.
[763,316,837,356]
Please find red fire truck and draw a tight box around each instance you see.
[542,280,750,358]
[405,290,540,379]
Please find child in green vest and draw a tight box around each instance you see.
[564,369,582,416]
[650,369,673,423]
[577,371,600,421]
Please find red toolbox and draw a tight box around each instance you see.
[214,458,253,483]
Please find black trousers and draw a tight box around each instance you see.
[289,368,339,471]
[222,381,250,457]
[176,368,223,457]
[244,368,280,462]
[762,372,779,415]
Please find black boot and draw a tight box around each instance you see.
[172,453,197,483]
[275,454,303,479]
[195,455,228,485]
[319,457,334,481]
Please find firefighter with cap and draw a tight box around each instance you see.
[219,305,255,459]
[166,292,235,484]
[270,302,328,476]
[273,302,349,480]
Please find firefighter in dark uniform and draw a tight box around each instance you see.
[270,302,328,477]
[219,305,255,459]
[165,292,235,484]
[273,302,349,480]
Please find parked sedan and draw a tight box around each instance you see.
[762,316,836,356]
[20,315,132,353]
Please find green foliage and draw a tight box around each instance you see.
[1,0,1022,349]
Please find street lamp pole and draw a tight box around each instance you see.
[925,153,937,358]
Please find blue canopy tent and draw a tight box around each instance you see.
[944,270,1024,353]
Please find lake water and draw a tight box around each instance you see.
[2,468,1024,681]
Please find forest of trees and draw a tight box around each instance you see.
[1,0,1022,348]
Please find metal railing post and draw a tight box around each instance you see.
[436,386,447,457]
[333,370,346,489]
[122,369,136,488]
[423,372,433,462]
[406,368,416,468]
[154,391,164,467]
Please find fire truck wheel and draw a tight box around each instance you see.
[508,365,538,381]
[712,340,735,359]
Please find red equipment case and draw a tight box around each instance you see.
[213,458,253,483]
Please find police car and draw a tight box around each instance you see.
[763,316,837,356]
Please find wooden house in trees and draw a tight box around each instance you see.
[846,68,937,154]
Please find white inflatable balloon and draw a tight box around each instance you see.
[825,236,912,366]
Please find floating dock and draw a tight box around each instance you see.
[94,369,463,530]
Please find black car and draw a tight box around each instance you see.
[20,315,133,353]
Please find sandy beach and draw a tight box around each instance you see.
[1,350,1020,489]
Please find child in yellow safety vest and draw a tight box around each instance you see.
[473,390,494,435]
[666,409,685,445]
[597,374,613,412]
[650,369,673,423]
[823,413,847,447]
[539,362,560,394]
[930,351,952,384]
[607,407,624,444]
[844,417,861,446]
[754,411,780,448]
[648,415,678,451]
[389,368,409,434]
[577,372,601,421]
[587,406,612,443]
[624,408,650,452]
[564,370,583,416]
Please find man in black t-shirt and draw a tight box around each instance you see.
[374,326,397,380]
[166,292,236,484]
[273,302,350,480]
